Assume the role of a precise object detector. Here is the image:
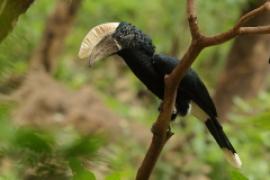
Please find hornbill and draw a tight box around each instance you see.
[78,22,242,168]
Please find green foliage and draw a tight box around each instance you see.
[224,92,270,180]
[249,111,270,130]
[13,128,54,154]
[69,158,96,180]
[0,103,103,179]
[0,0,34,42]
[1,0,270,179]
[230,170,248,180]
[64,136,102,158]
[105,172,121,180]
[0,1,56,80]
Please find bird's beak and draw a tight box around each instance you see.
[78,22,121,65]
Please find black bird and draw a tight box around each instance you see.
[78,22,242,168]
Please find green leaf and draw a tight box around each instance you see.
[230,170,249,180]
[248,112,270,130]
[106,172,121,180]
[69,158,96,180]
[64,136,102,158]
[13,128,53,154]
[73,170,96,180]
[0,103,14,142]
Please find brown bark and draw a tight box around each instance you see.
[0,0,34,42]
[214,0,270,120]
[30,0,82,73]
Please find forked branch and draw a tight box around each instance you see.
[136,1,270,179]
[201,0,270,46]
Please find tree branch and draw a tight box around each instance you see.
[236,1,270,28]
[187,0,201,39]
[202,1,270,46]
[239,25,270,34]
[136,0,270,179]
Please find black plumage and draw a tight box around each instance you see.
[114,22,239,166]
[79,22,241,167]
[115,23,216,118]
[152,54,217,117]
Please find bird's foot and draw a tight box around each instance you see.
[151,123,174,137]
[158,103,178,121]
[171,108,177,121]
[151,123,159,135]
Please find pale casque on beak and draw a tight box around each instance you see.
[78,22,122,65]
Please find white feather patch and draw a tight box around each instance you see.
[78,22,120,59]
[187,103,192,115]
[223,149,242,168]
[190,101,209,122]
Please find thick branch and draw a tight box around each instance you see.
[136,0,270,179]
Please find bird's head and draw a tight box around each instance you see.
[78,22,155,65]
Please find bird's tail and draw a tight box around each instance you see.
[205,118,242,168]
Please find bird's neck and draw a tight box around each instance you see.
[118,49,153,79]
[117,49,164,98]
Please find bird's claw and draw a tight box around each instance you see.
[151,123,173,137]
[171,107,178,121]
[158,103,178,121]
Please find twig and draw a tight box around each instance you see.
[136,1,270,179]
[239,25,270,34]
[201,1,270,46]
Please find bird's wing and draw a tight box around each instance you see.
[152,54,217,117]
[182,70,217,117]
[152,54,242,168]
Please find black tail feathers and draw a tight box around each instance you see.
[205,118,242,168]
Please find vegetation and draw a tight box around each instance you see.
[0,0,269,179]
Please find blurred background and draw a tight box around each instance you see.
[0,0,269,179]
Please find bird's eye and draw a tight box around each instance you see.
[124,34,135,40]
